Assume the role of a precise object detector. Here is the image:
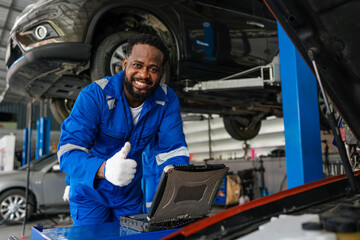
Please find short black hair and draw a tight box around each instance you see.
[126,33,169,66]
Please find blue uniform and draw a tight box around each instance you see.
[57,71,189,225]
[142,138,161,212]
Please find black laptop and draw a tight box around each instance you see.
[120,164,228,232]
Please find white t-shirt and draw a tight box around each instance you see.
[130,103,144,126]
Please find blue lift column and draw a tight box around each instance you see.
[277,23,323,188]
[36,100,51,158]
[22,128,32,166]
[36,117,51,158]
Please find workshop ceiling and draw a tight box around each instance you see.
[0,0,38,103]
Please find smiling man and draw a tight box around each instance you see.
[57,34,189,226]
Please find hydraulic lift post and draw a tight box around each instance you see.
[277,22,323,188]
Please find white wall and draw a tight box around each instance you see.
[183,115,285,162]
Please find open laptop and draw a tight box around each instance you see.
[120,164,228,232]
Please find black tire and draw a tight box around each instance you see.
[0,189,34,225]
[49,98,74,125]
[223,116,261,140]
[90,31,140,80]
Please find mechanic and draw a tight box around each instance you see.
[57,33,189,226]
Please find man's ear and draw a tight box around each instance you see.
[160,68,166,79]
[123,58,127,70]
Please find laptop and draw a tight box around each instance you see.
[120,164,228,232]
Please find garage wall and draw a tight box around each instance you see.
[183,115,285,162]
[0,100,62,130]
[183,115,287,194]
[207,157,287,196]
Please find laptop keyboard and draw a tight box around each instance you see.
[152,217,203,229]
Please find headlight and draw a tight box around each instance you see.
[34,25,48,40]
[16,21,62,51]
[31,22,60,41]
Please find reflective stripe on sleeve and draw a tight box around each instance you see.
[155,146,189,165]
[57,143,91,161]
[155,101,165,106]
[95,78,109,89]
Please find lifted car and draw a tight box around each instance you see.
[4,0,328,139]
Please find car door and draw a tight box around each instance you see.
[41,162,69,211]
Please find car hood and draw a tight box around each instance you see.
[0,170,28,189]
[263,0,360,141]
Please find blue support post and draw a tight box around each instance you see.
[36,117,51,158]
[277,22,323,188]
[22,128,32,166]
[36,120,41,159]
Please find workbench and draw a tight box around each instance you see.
[31,222,178,240]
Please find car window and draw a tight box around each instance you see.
[19,154,58,171]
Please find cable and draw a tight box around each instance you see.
[21,101,32,239]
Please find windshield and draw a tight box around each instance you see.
[19,154,58,171]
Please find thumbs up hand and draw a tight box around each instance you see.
[104,142,137,187]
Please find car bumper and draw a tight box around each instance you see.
[6,42,92,100]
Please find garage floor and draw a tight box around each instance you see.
[2,206,227,239]
[1,213,72,240]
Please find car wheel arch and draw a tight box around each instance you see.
[0,187,37,204]
[84,4,180,59]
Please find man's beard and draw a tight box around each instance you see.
[123,71,159,101]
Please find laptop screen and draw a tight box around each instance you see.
[147,164,228,223]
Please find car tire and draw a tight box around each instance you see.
[0,189,35,225]
[223,116,261,140]
[49,98,74,124]
[90,31,141,80]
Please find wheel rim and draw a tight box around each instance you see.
[1,194,26,221]
[110,43,127,76]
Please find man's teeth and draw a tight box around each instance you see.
[135,80,146,87]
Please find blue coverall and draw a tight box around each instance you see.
[57,71,189,226]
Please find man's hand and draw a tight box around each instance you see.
[104,142,137,187]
